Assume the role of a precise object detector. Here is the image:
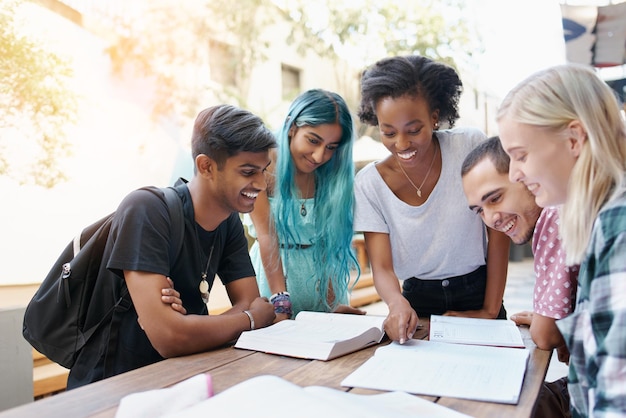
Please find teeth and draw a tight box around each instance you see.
[242,192,258,199]
[502,219,515,233]
[526,184,538,192]
[397,150,417,160]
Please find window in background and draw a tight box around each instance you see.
[210,40,237,87]
[281,64,300,101]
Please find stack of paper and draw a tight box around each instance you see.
[341,339,530,404]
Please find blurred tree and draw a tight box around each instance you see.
[104,0,479,127]
[280,0,478,136]
[0,0,77,187]
[282,0,476,72]
[105,0,276,126]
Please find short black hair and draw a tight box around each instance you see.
[461,136,510,177]
[191,104,276,168]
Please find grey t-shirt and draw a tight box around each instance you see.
[354,127,487,281]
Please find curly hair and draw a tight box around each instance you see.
[358,55,463,128]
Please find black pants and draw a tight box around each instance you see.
[401,265,507,318]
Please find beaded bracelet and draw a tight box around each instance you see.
[270,292,293,317]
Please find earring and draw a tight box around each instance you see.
[434,122,439,130]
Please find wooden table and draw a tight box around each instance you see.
[0,320,551,418]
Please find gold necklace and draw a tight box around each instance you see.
[299,174,313,217]
[396,141,438,198]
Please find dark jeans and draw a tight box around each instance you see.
[401,265,507,318]
[532,377,571,418]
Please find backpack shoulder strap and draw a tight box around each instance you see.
[162,186,185,266]
[115,186,184,303]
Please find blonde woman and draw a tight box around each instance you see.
[497,64,626,417]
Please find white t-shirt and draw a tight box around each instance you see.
[354,127,487,281]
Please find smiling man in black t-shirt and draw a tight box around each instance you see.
[68,105,277,388]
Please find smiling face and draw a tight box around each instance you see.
[213,150,272,214]
[289,123,342,175]
[375,94,438,166]
[498,117,579,208]
[463,157,542,244]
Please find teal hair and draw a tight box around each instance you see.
[273,89,360,310]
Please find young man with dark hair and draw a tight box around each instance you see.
[68,105,277,388]
[461,136,579,418]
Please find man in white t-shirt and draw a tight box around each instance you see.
[461,136,579,418]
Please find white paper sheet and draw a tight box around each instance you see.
[341,340,529,404]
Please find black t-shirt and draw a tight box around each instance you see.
[67,180,255,388]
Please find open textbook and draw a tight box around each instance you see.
[234,311,386,360]
[163,375,474,418]
[341,339,530,404]
[429,315,525,348]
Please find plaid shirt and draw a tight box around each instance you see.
[557,193,626,418]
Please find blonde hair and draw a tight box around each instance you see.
[497,64,626,264]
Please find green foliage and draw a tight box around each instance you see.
[0,0,77,187]
[281,0,475,70]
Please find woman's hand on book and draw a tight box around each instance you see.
[384,299,419,344]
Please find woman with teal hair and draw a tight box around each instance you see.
[244,89,363,319]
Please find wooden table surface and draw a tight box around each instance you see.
[0,319,551,418]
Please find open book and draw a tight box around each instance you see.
[342,340,530,405]
[164,375,473,418]
[234,311,386,360]
[429,315,525,348]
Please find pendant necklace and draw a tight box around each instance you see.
[195,224,217,305]
[396,140,438,198]
[198,244,214,304]
[299,175,313,217]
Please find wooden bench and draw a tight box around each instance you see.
[32,350,68,399]
[349,272,380,307]
[350,235,381,307]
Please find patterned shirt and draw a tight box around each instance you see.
[556,193,626,417]
[532,207,579,319]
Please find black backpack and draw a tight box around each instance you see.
[22,186,184,369]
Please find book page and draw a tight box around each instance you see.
[240,314,383,344]
[341,340,529,404]
[166,375,473,418]
[429,315,525,347]
[234,312,385,359]
[295,311,386,331]
[305,386,473,418]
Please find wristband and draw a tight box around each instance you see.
[243,310,255,330]
[270,292,293,317]
[270,291,290,302]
